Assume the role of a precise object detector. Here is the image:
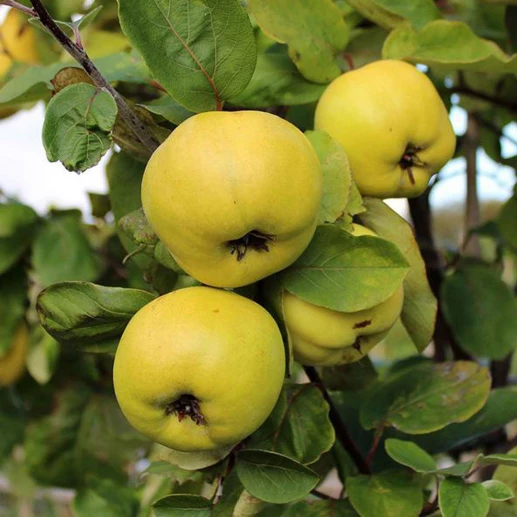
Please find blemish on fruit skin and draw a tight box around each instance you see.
[213,309,220,313]
[353,320,372,329]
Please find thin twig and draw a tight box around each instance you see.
[463,113,481,257]
[304,366,371,475]
[18,0,160,153]
[0,0,37,16]
[365,425,384,467]
[451,86,517,114]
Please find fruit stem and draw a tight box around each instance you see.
[165,394,206,426]
[227,231,275,261]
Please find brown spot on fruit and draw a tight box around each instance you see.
[353,320,372,329]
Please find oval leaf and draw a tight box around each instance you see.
[42,83,117,172]
[384,438,437,473]
[359,198,437,352]
[499,194,517,252]
[441,264,517,359]
[279,225,409,312]
[0,203,39,275]
[305,130,351,226]
[152,495,212,517]
[347,470,423,517]
[282,499,359,516]
[383,20,517,75]
[37,282,155,352]
[118,0,257,112]
[247,383,335,465]
[236,449,319,504]
[439,479,489,517]
[248,0,348,83]
[346,0,439,30]
[361,361,490,434]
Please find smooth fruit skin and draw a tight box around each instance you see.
[314,60,456,199]
[142,110,322,288]
[113,286,285,453]
[282,224,404,366]
[0,323,29,386]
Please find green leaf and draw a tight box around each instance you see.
[321,356,378,391]
[361,361,490,434]
[228,49,327,108]
[26,326,60,385]
[73,479,139,517]
[0,202,39,275]
[483,480,515,502]
[32,211,102,287]
[118,0,257,112]
[441,264,517,359]
[0,266,27,357]
[478,455,517,468]
[439,479,489,517]
[118,208,158,247]
[42,83,117,172]
[359,198,437,352]
[347,470,423,517]
[305,130,351,226]
[384,439,437,473]
[0,52,150,105]
[281,499,359,516]
[247,383,335,465]
[499,195,517,252]
[413,388,517,454]
[152,495,212,517]
[37,282,155,352]
[435,461,475,478]
[236,449,319,504]
[25,384,91,487]
[383,20,517,75]
[248,0,348,83]
[346,0,440,30]
[279,225,409,312]
[138,95,195,126]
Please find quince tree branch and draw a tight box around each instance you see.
[1,0,160,154]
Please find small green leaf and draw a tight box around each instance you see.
[346,0,440,30]
[279,225,409,312]
[359,198,437,352]
[441,264,517,359]
[118,208,158,247]
[305,130,351,226]
[42,84,117,172]
[384,439,437,473]
[0,202,39,275]
[248,0,348,83]
[37,282,155,352]
[236,449,319,504]
[247,383,335,465]
[26,326,60,385]
[439,478,489,517]
[138,95,195,126]
[482,480,515,501]
[361,361,490,434]
[118,0,257,112]
[383,20,517,75]
[152,495,211,516]
[32,211,102,287]
[229,49,327,108]
[347,470,423,517]
[434,461,475,478]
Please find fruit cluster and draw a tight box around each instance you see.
[113,60,456,468]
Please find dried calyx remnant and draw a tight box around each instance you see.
[399,143,426,185]
[227,230,275,261]
[165,394,206,425]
